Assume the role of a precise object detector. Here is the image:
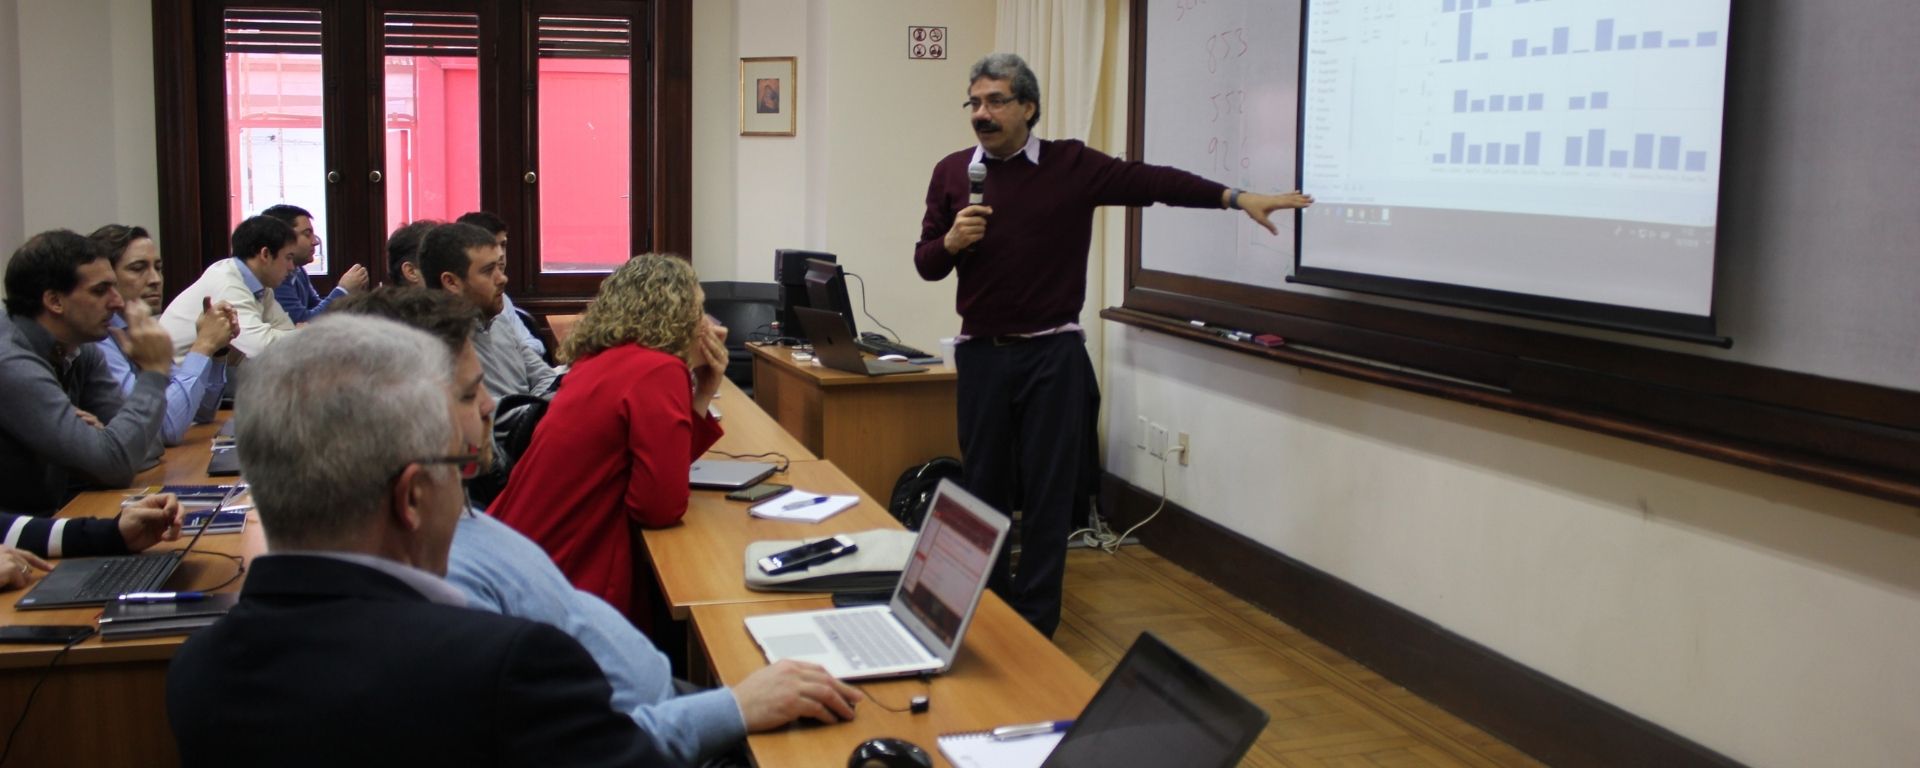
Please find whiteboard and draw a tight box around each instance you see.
[1132,0,1920,393]
[1138,0,1301,289]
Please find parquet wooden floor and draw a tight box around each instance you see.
[1057,547,1545,768]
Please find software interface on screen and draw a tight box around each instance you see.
[1299,0,1733,318]
[898,495,997,646]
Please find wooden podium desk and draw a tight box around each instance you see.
[708,377,815,463]
[642,460,903,621]
[693,596,1098,767]
[748,343,959,500]
[0,418,259,768]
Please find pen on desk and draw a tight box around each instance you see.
[991,720,1074,741]
[780,496,831,511]
[118,591,207,603]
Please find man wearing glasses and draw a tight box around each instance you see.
[167,315,669,765]
[912,53,1314,637]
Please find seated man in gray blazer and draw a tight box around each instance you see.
[166,315,670,767]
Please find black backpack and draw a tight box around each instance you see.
[467,376,561,506]
[887,457,963,530]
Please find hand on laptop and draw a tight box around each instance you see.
[0,546,50,591]
[119,493,185,552]
[732,659,865,730]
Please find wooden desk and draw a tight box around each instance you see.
[709,377,815,463]
[748,343,960,500]
[642,460,901,620]
[693,596,1099,767]
[0,417,261,768]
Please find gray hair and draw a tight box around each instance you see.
[235,315,454,551]
[969,52,1042,129]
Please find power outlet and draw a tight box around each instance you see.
[1148,423,1169,459]
[1176,432,1190,466]
[1135,416,1149,450]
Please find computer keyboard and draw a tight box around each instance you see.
[856,335,932,360]
[74,553,177,602]
[816,611,924,670]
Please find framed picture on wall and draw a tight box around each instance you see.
[740,56,797,136]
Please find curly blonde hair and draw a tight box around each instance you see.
[559,253,701,364]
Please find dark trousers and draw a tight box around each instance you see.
[954,333,1099,637]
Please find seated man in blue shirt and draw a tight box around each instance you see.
[88,224,235,446]
[333,287,863,765]
[264,203,368,322]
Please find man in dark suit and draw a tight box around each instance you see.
[166,315,670,767]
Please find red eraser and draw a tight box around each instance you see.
[1252,334,1285,348]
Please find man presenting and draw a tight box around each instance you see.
[913,53,1312,635]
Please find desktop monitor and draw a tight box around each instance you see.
[774,249,835,338]
[804,259,859,339]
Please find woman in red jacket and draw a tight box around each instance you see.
[489,254,728,628]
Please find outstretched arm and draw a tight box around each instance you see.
[1224,188,1316,235]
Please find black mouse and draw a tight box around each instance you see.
[847,736,932,768]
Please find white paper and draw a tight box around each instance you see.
[749,489,859,523]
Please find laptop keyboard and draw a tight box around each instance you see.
[855,337,931,360]
[73,553,176,602]
[815,611,924,670]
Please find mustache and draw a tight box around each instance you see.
[973,118,999,133]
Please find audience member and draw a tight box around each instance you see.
[159,215,301,358]
[490,254,728,628]
[264,204,368,322]
[333,286,860,764]
[385,219,439,287]
[0,230,171,513]
[419,222,554,399]
[0,493,182,567]
[167,315,671,766]
[89,224,235,446]
[454,210,546,358]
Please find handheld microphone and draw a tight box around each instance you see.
[967,162,987,206]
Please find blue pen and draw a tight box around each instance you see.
[780,496,831,511]
[990,720,1074,741]
[118,591,207,603]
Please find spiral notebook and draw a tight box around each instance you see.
[936,730,1062,768]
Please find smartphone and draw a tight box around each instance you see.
[0,625,96,644]
[757,535,858,575]
[726,483,792,502]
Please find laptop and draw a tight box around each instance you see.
[688,459,778,490]
[16,485,237,610]
[744,479,1009,679]
[1039,632,1270,767]
[793,307,927,377]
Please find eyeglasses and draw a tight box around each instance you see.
[962,95,1020,112]
[406,453,483,481]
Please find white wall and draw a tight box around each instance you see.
[0,0,24,267]
[690,0,992,350]
[13,0,155,239]
[1091,4,1920,762]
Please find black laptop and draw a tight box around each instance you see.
[16,487,236,610]
[1041,632,1269,767]
[794,307,926,377]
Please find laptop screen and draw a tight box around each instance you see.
[1041,632,1269,768]
[895,489,1001,648]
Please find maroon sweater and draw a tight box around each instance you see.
[914,139,1226,337]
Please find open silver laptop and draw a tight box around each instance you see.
[744,479,1009,679]
[793,307,926,376]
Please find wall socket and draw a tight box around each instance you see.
[1176,432,1190,466]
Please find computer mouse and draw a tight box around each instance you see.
[877,354,911,362]
[847,737,932,768]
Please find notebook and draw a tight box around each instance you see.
[97,592,239,640]
[688,459,777,490]
[15,486,237,610]
[793,307,927,376]
[938,632,1269,768]
[742,479,1009,679]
